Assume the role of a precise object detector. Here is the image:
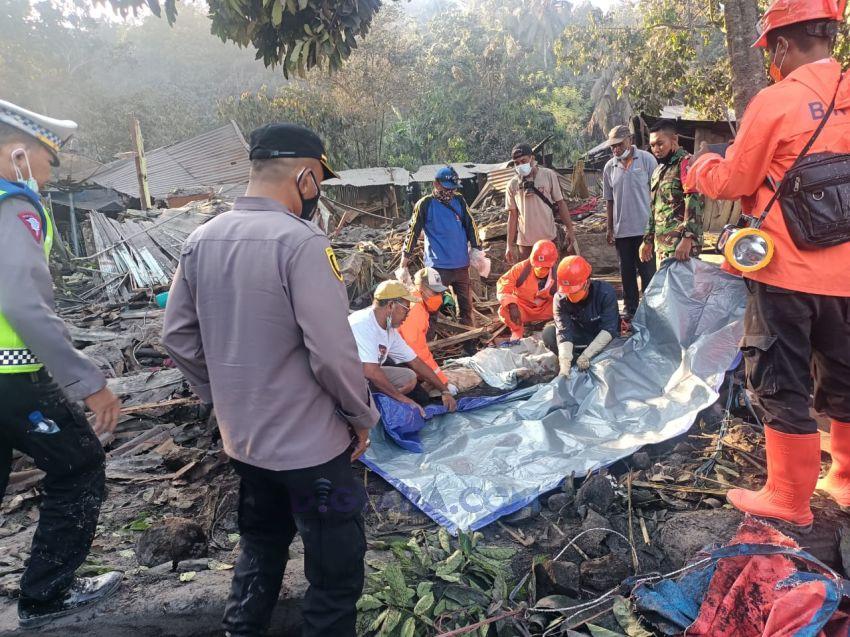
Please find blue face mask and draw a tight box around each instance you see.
[25,178,39,194]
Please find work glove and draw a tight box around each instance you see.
[447,383,459,396]
[558,341,573,378]
[577,330,614,373]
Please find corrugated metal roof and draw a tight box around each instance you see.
[90,121,250,199]
[322,167,411,187]
[410,162,504,182]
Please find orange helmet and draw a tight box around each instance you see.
[557,256,592,301]
[753,0,846,48]
[529,240,558,269]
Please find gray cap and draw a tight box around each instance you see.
[607,125,632,146]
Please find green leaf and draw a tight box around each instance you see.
[475,546,517,561]
[378,608,402,636]
[297,0,308,10]
[414,592,434,616]
[356,594,384,612]
[535,595,574,610]
[123,516,153,532]
[416,581,433,598]
[443,584,489,607]
[384,563,414,606]
[459,531,473,556]
[438,528,451,553]
[587,625,627,637]
[369,609,389,632]
[400,616,416,637]
[433,598,447,616]
[270,0,283,27]
[436,549,464,576]
[612,595,654,637]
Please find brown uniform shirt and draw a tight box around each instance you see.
[162,197,379,471]
[505,166,564,247]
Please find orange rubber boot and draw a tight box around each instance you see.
[726,427,820,529]
[817,420,850,508]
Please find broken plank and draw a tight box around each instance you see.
[428,327,490,351]
[435,317,477,333]
[630,480,727,496]
[107,425,169,458]
[118,397,199,414]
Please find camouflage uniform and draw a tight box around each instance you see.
[645,148,704,259]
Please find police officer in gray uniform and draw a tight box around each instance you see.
[162,123,380,637]
[0,100,122,627]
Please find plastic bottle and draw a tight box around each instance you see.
[28,411,60,434]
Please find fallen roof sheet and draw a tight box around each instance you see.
[48,187,125,213]
[362,259,747,533]
[90,121,250,200]
[86,205,214,302]
[410,163,504,182]
[322,167,412,188]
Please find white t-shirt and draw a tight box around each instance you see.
[348,307,417,365]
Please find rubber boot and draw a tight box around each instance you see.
[18,572,123,628]
[726,427,820,529]
[817,420,850,509]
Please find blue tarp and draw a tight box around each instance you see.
[361,260,748,533]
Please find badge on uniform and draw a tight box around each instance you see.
[17,212,42,243]
[325,246,343,282]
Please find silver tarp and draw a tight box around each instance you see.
[362,260,748,534]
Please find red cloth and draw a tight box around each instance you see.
[688,517,850,637]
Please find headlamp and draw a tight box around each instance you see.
[718,217,775,272]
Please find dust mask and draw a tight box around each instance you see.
[769,45,787,84]
[11,148,38,194]
[424,294,443,313]
[619,147,632,160]
[515,163,532,177]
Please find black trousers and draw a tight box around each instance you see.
[741,280,850,434]
[615,236,656,316]
[222,450,367,637]
[0,370,106,602]
[436,266,473,326]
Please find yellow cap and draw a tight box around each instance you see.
[374,280,417,302]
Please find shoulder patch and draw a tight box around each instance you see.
[17,212,43,243]
[325,246,343,282]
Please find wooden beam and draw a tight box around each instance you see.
[428,327,490,351]
[130,116,152,211]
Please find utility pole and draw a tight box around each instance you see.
[130,116,152,212]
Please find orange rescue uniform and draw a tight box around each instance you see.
[496,260,557,335]
[398,293,448,385]
[686,59,850,295]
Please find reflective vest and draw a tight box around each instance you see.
[0,179,53,374]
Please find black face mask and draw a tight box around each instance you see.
[297,169,321,221]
